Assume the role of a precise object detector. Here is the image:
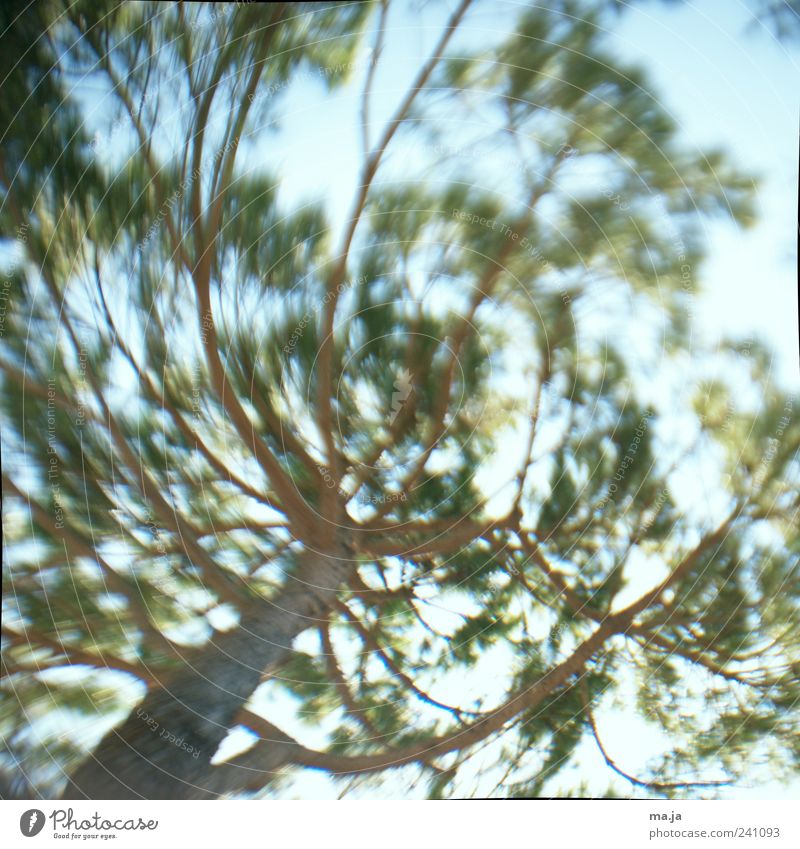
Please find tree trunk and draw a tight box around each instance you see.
[62,551,351,799]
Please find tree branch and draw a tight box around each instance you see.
[316,0,473,527]
[581,683,732,793]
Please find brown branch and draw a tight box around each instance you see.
[631,630,770,690]
[357,516,504,559]
[369,159,571,523]
[319,618,382,738]
[204,9,285,254]
[360,0,389,159]
[191,272,319,541]
[517,532,604,621]
[84,17,309,551]
[249,391,327,484]
[228,709,445,785]
[614,509,738,626]
[289,518,746,780]
[186,32,237,251]
[2,475,171,651]
[183,13,322,541]
[93,259,284,515]
[335,600,483,720]
[18,201,245,605]
[1,626,157,684]
[80,25,191,271]
[512,360,551,516]
[581,683,731,793]
[515,530,766,695]
[316,0,473,527]
[228,618,615,787]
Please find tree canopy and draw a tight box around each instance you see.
[1,0,798,800]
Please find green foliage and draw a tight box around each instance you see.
[1,0,796,801]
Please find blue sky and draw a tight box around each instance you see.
[612,0,798,389]
[272,0,797,386]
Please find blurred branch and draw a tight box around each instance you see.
[319,617,382,738]
[631,630,773,690]
[317,0,473,528]
[82,12,315,543]
[357,515,505,558]
[93,255,285,515]
[335,599,482,719]
[580,681,732,793]
[1,475,171,651]
[614,509,739,625]
[360,0,389,159]
[1,625,156,684]
[372,156,572,520]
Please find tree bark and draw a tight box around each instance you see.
[62,551,351,799]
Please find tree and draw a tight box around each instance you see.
[1,0,797,800]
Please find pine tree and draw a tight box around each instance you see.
[1,0,797,799]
